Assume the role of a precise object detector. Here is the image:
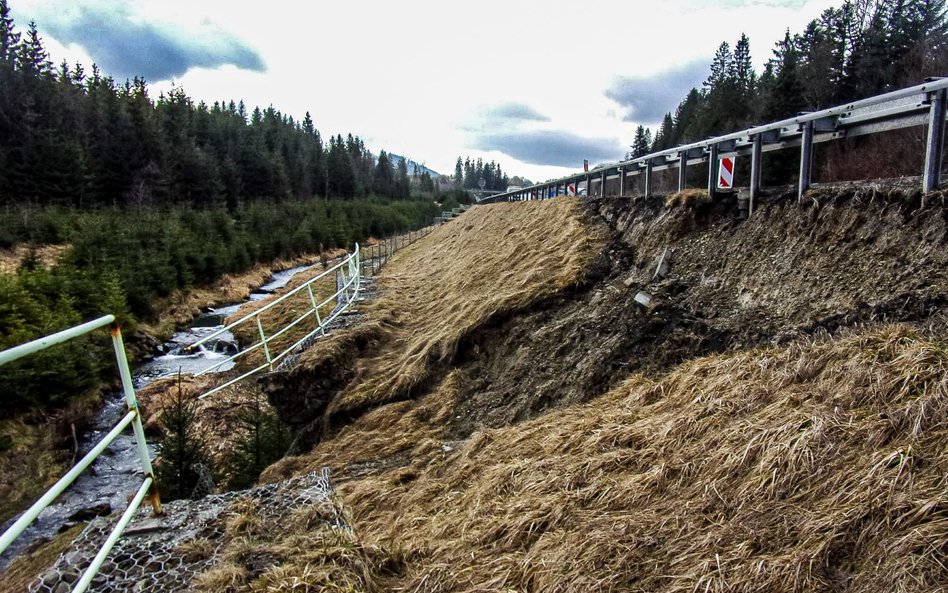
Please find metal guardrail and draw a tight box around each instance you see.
[190,243,362,399]
[0,316,161,593]
[480,78,948,207]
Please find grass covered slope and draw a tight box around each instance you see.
[264,326,947,593]
[244,190,948,592]
[262,199,604,444]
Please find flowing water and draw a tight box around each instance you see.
[0,262,317,570]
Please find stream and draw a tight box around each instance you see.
[0,262,318,571]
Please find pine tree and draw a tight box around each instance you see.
[651,113,675,151]
[156,379,209,501]
[630,125,652,158]
[374,150,394,197]
[226,403,293,490]
[395,156,410,199]
[0,0,20,64]
[454,156,464,188]
[764,30,806,120]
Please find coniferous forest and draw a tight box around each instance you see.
[629,0,948,179]
[0,1,442,414]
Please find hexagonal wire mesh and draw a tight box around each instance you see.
[31,468,342,593]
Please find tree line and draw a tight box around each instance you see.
[629,0,948,157]
[453,156,510,191]
[0,0,429,206]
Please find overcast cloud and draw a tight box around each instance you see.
[605,61,711,124]
[39,2,264,81]
[11,0,840,181]
[475,130,623,168]
[480,103,551,123]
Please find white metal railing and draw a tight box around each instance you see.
[481,78,948,205]
[189,243,362,399]
[0,315,162,593]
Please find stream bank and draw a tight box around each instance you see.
[0,262,320,572]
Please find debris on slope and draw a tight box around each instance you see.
[264,184,948,474]
[316,325,948,592]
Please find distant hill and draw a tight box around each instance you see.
[388,154,442,178]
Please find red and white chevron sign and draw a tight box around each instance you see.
[718,157,735,189]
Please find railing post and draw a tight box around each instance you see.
[707,143,719,199]
[678,151,688,192]
[256,317,273,368]
[645,159,654,197]
[798,120,815,202]
[110,324,162,515]
[923,87,947,194]
[750,133,762,216]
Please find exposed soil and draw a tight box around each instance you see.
[432,184,948,439]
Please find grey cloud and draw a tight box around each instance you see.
[474,130,623,168]
[482,102,550,122]
[605,60,709,124]
[43,4,265,81]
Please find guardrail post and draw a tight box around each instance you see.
[618,165,626,196]
[707,143,719,199]
[750,133,762,216]
[678,151,688,192]
[110,324,162,515]
[799,120,815,202]
[256,317,273,368]
[923,87,947,193]
[600,171,606,196]
[645,159,654,197]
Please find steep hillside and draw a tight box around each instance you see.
[24,185,948,592]
[250,184,947,592]
[260,199,603,451]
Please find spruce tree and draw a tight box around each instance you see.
[454,157,464,188]
[630,125,652,158]
[226,403,293,490]
[156,379,208,501]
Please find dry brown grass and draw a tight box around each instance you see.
[665,188,712,208]
[194,493,393,593]
[137,372,271,471]
[140,250,346,339]
[304,199,603,422]
[260,324,948,593]
[0,244,69,274]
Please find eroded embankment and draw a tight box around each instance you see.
[187,185,948,592]
[265,184,948,459]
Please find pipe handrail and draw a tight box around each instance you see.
[0,317,161,593]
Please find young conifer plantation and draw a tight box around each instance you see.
[0,0,440,416]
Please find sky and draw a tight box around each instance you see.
[11,0,840,182]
